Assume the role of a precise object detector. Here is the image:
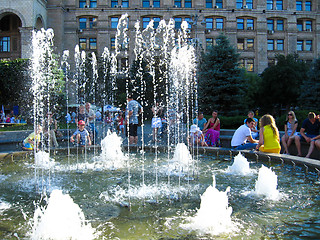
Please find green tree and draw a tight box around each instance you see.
[198,34,244,115]
[0,59,30,105]
[258,54,308,114]
[299,57,320,109]
[242,71,261,112]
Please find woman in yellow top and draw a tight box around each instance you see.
[256,114,281,154]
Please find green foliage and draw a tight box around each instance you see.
[198,34,245,116]
[242,71,261,111]
[204,114,248,129]
[259,54,308,113]
[299,57,320,110]
[0,59,30,105]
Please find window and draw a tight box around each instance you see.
[237,19,244,30]
[79,38,86,50]
[79,18,87,29]
[206,0,213,8]
[0,37,10,52]
[111,37,115,49]
[247,19,254,30]
[174,0,182,7]
[154,17,160,28]
[143,17,150,29]
[306,40,312,51]
[276,39,284,50]
[206,38,214,47]
[216,18,223,29]
[89,38,97,49]
[174,18,182,29]
[153,0,160,7]
[239,59,245,68]
[236,0,243,9]
[206,18,213,29]
[305,1,311,11]
[297,20,303,31]
[276,20,283,31]
[239,59,254,71]
[267,19,274,31]
[306,20,312,31]
[79,0,86,8]
[111,0,118,7]
[247,59,254,71]
[246,0,253,9]
[297,40,303,51]
[185,17,192,29]
[89,18,97,28]
[237,38,244,50]
[296,1,302,10]
[267,0,273,10]
[276,0,283,10]
[122,0,129,7]
[216,0,223,8]
[268,39,274,50]
[185,0,192,8]
[237,38,254,50]
[247,39,254,50]
[111,17,119,28]
[90,0,97,8]
[143,0,150,7]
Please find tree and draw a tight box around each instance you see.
[0,59,30,105]
[299,57,320,109]
[198,34,244,115]
[242,71,261,112]
[258,54,308,113]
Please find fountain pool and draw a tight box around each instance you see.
[0,149,319,239]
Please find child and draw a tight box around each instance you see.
[189,124,207,147]
[70,120,91,147]
[22,125,42,151]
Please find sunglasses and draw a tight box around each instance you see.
[288,113,293,116]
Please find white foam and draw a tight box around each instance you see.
[30,189,95,240]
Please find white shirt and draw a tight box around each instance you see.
[231,124,252,147]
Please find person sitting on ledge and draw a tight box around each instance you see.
[231,118,258,150]
[295,112,320,158]
[22,125,42,151]
[188,124,208,147]
[70,120,91,147]
[256,114,281,154]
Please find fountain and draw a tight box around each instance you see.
[0,15,319,240]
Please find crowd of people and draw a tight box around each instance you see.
[191,110,320,158]
[18,97,320,158]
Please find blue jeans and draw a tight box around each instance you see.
[234,142,258,150]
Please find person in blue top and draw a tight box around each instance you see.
[70,120,91,147]
[294,112,320,157]
[126,94,142,145]
[193,112,207,131]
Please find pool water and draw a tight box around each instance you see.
[0,149,319,239]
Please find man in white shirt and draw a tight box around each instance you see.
[231,118,259,150]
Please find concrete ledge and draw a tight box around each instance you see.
[2,145,319,173]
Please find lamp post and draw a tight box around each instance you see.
[189,13,205,58]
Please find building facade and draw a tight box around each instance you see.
[0,0,319,73]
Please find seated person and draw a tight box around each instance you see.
[244,111,259,139]
[256,114,281,154]
[281,111,298,154]
[231,118,258,150]
[70,120,91,147]
[22,125,42,151]
[294,112,320,157]
[193,112,207,131]
[188,124,208,147]
[203,110,220,147]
